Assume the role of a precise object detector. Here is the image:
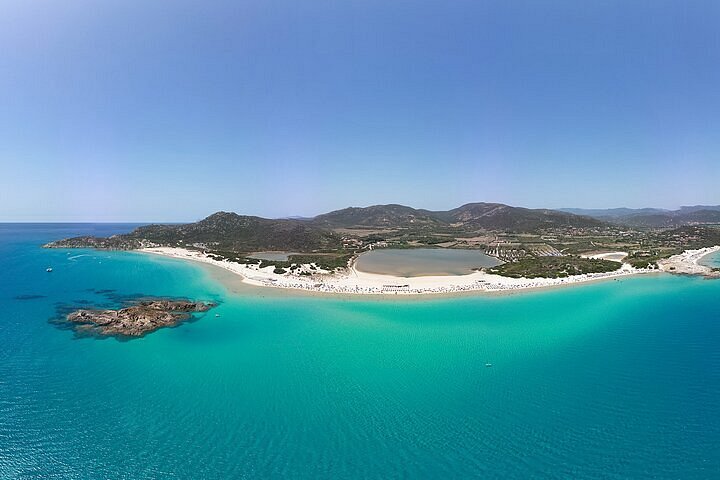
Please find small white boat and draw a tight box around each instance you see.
[215,313,220,317]
[46,267,53,272]
[485,363,492,368]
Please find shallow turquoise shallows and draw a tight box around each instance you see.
[1,224,719,479]
[700,250,720,269]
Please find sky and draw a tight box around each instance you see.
[1,0,719,221]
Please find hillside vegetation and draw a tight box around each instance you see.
[46,212,343,253]
[313,202,602,232]
[488,257,621,279]
[44,204,720,278]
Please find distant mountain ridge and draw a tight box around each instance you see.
[678,205,720,213]
[46,202,607,253]
[46,202,720,254]
[444,203,602,231]
[313,202,602,231]
[559,207,670,219]
[559,206,720,227]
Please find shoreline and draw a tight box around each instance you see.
[198,259,667,302]
[658,246,720,276]
[135,247,698,296]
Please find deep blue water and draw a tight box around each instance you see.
[1,224,719,479]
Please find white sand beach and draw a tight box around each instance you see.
[137,247,693,296]
[582,251,628,262]
[658,246,720,276]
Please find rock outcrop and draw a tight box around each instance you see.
[66,299,215,337]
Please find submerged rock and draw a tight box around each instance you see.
[66,299,215,338]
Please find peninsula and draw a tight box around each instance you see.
[44,202,720,295]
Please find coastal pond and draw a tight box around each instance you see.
[699,250,720,269]
[354,248,502,277]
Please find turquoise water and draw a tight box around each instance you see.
[356,248,501,276]
[700,250,720,269]
[1,225,719,479]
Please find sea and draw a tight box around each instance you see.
[1,224,719,479]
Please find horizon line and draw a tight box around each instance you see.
[2,201,720,224]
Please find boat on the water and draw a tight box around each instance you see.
[46,267,53,272]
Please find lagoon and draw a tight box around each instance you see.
[355,247,502,277]
[699,250,720,269]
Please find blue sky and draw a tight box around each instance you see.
[1,0,719,221]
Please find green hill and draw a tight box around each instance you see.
[313,202,602,232]
[45,202,612,254]
[312,204,442,229]
[46,212,343,253]
[446,203,603,231]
